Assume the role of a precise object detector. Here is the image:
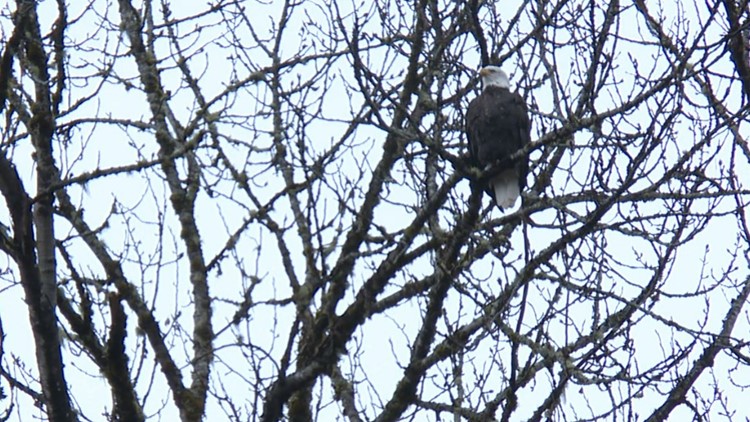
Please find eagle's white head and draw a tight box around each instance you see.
[479,66,510,89]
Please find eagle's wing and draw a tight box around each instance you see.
[465,96,484,169]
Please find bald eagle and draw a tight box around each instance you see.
[465,66,530,210]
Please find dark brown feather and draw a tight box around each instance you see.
[465,86,530,205]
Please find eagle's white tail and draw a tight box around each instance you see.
[492,169,520,209]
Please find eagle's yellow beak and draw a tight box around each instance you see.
[479,68,491,77]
